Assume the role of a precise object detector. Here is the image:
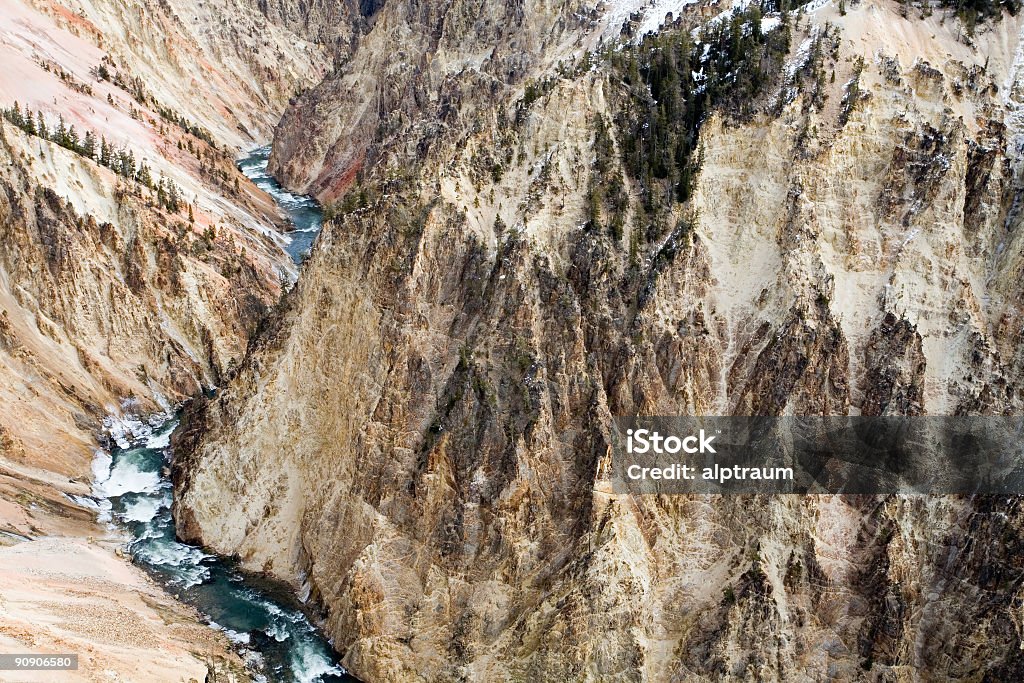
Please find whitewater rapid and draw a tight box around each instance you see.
[238,146,323,264]
[85,412,353,683]
[75,148,348,681]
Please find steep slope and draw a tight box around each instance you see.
[266,0,596,200]
[0,0,326,677]
[176,0,1024,680]
[2,0,326,149]
[0,0,327,531]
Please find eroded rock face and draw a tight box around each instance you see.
[0,0,325,672]
[0,127,279,470]
[177,1,1024,680]
[0,0,328,477]
[266,0,591,200]
[0,0,332,677]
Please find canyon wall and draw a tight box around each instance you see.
[266,0,593,199]
[177,0,1024,680]
[0,0,326,677]
[0,0,328,520]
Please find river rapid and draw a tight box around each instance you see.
[83,148,353,682]
[239,146,323,263]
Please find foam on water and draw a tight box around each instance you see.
[238,146,323,264]
[145,427,173,450]
[120,493,168,523]
[291,642,349,683]
[91,450,112,483]
[132,538,212,587]
[95,459,162,498]
[103,412,153,449]
[91,409,353,681]
[267,619,292,643]
[222,627,253,645]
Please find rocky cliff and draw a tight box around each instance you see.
[0,0,326,677]
[266,0,594,199]
[176,0,1024,680]
[0,0,327,528]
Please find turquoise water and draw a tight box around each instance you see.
[90,416,355,683]
[83,149,350,682]
[238,146,323,263]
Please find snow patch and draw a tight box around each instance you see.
[103,413,148,450]
[635,0,701,38]
[786,30,820,79]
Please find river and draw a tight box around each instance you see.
[84,148,355,682]
[238,145,323,263]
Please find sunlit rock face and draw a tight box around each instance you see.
[176,1,1024,680]
[0,0,328,482]
[0,0,326,674]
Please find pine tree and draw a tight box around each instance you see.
[82,130,96,159]
[100,137,112,166]
[123,149,136,179]
[167,179,181,213]
[56,115,68,147]
[9,102,24,128]
[66,124,80,153]
[36,112,47,140]
[137,162,153,189]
